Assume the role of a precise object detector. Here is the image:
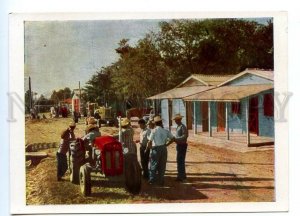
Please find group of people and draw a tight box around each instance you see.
[56,113,189,187]
[138,114,188,186]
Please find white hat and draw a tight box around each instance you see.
[121,118,130,127]
[153,116,162,123]
[172,113,183,120]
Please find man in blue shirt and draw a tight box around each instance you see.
[146,116,174,186]
[173,114,188,182]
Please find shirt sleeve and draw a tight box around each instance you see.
[82,133,91,141]
[167,130,174,139]
[146,129,151,140]
[149,131,154,141]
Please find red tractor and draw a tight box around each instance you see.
[69,136,141,196]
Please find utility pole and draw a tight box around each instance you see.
[79,81,81,113]
[29,76,32,109]
[79,81,81,99]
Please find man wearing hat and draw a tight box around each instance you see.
[56,121,76,181]
[137,118,151,179]
[173,113,189,182]
[146,116,174,185]
[82,118,101,162]
[83,118,101,148]
[147,118,155,130]
[118,118,137,155]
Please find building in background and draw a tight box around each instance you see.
[184,69,274,146]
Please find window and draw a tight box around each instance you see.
[264,94,274,117]
[231,102,241,114]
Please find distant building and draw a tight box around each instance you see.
[72,89,85,113]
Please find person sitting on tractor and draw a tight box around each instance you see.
[82,118,101,160]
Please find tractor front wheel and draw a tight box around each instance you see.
[79,164,91,196]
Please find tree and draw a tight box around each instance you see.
[83,66,116,106]
[156,19,274,83]
[84,18,274,111]
[111,35,171,108]
[50,87,73,103]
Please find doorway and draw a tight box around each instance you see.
[186,101,193,130]
[217,102,225,132]
[249,97,259,135]
[201,102,208,132]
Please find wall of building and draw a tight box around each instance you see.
[172,99,187,127]
[228,99,247,133]
[192,101,202,131]
[191,92,274,138]
[258,90,275,137]
[160,99,169,129]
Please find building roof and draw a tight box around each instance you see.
[147,86,214,100]
[184,84,273,102]
[218,68,274,86]
[177,74,235,87]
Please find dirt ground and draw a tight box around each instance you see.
[25,116,274,204]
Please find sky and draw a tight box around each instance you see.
[24,18,270,97]
[24,19,163,97]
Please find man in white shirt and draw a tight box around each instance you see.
[146,116,174,186]
[137,119,151,179]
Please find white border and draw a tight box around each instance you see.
[9,12,288,214]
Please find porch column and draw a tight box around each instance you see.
[168,99,172,131]
[194,101,197,135]
[208,101,212,137]
[225,102,229,140]
[245,97,250,146]
[152,99,155,115]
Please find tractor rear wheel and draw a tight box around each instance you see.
[124,154,142,195]
[79,164,91,196]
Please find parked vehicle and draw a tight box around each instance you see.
[94,106,117,126]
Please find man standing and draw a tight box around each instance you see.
[173,114,188,182]
[57,121,76,181]
[146,116,174,186]
[137,119,151,179]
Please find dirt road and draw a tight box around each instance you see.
[25,117,274,204]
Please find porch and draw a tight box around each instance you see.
[188,130,274,153]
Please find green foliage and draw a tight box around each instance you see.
[84,18,273,109]
[157,19,273,79]
[83,66,116,106]
[50,87,72,102]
